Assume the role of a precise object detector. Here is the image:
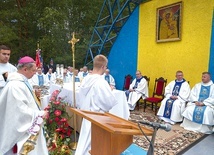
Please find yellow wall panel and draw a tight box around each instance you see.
[138,0,214,94]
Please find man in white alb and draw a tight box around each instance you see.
[125,70,148,110]
[45,68,56,85]
[103,68,116,89]
[75,55,118,155]
[181,72,214,134]
[0,45,17,94]
[157,71,190,124]
[29,67,49,86]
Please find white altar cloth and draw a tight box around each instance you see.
[42,83,130,120]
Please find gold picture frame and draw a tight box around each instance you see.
[156,1,182,43]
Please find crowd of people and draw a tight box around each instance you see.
[0,44,214,155]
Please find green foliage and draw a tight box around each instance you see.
[0,0,103,68]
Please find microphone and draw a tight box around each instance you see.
[138,121,172,132]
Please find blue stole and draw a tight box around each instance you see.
[48,74,51,80]
[105,75,110,84]
[163,80,185,118]
[75,76,80,82]
[83,72,88,77]
[192,85,210,124]
[38,75,44,86]
[133,77,143,89]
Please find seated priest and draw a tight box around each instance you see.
[45,68,56,85]
[63,68,71,83]
[157,71,190,124]
[78,65,88,81]
[125,70,148,110]
[29,67,49,87]
[103,68,116,89]
[71,69,80,83]
[181,72,214,134]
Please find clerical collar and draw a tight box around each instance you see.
[175,79,185,83]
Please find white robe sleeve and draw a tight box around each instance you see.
[164,81,174,99]
[134,78,148,97]
[177,82,191,102]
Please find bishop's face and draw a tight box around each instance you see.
[25,63,37,79]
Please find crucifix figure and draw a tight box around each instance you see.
[68,32,79,150]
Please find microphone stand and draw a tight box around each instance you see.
[137,123,158,155]
[147,126,158,155]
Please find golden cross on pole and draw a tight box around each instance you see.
[68,32,79,150]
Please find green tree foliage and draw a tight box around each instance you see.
[0,0,103,68]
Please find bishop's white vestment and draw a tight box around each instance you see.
[181,81,214,134]
[127,77,148,110]
[0,72,48,155]
[0,62,17,93]
[75,74,118,155]
[157,80,190,124]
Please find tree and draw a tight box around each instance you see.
[0,0,103,68]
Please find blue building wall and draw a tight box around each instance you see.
[107,7,139,90]
[209,11,214,80]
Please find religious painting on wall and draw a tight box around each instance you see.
[156,1,182,43]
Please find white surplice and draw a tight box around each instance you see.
[0,63,17,93]
[157,80,190,123]
[75,74,118,155]
[181,81,214,134]
[0,72,48,155]
[127,78,148,110]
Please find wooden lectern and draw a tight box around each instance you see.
[70,108,153,155]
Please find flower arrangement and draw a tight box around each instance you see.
[44,89,73,155]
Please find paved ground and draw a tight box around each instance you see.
[180,134,214,155]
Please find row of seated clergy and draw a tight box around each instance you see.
[158,71,214,134]
[125,70,149,110]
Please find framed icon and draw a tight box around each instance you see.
[156,2,182,42]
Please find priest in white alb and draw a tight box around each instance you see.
[157,71,190,124]
[0,56,48,155]
[181,72,214,134]
[75,55,118,155]
[125,70,148,110]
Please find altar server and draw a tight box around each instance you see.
[75,55,118,155]
[0,45,17,94]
